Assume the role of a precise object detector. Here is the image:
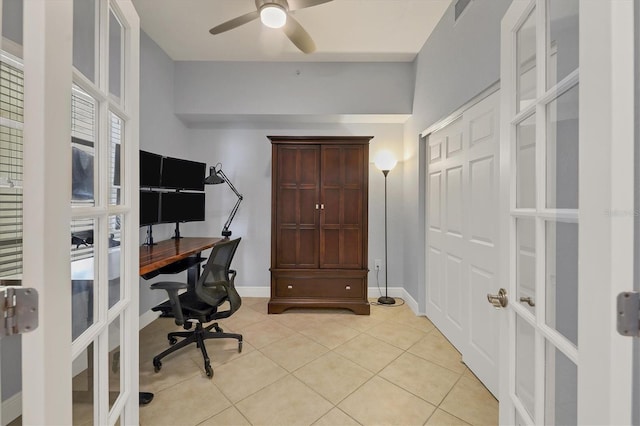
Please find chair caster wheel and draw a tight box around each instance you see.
[205,364,213,378]
[214,324,223,333]
[153,359,162,373]
[168,337,177,345]
[238,341,243,353]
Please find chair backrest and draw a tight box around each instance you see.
[195,238,242,317]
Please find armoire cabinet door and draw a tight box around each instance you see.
[320,145,365,269]
[275,145,320,268]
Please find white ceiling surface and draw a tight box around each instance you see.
[132,0,452,62]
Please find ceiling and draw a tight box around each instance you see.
[132,0,452,62]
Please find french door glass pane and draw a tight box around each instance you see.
[72,341,95,425]
[545,220,578,346]
[516,114,536,208]
[72,85,97,207]
[108,214,122,308]
[2,0,23,47]
[546,0,579,89]
[109,10,122,101]
[71,218,95,341]
[515,316,536,420]
[517,8,536,112]
[545,342,577,426]
[108,316,122,411]
[516,218,536,315]
[0,60,24,277]
[109,112,123,206]
[546,84,579,209]
[73,0,97,83]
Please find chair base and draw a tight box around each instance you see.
[152,322,242,378]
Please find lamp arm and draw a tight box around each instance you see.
[222,196,243,234]
[215,168,243,236]
[216,169,242,198]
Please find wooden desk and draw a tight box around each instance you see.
[139,237,222,276]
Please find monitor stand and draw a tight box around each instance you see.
[143,225,157,246]
[172,222,183,239]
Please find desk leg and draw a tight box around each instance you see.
[186,251,202,290]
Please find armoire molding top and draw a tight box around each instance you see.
[267,136,373,145]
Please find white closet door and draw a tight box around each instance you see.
[425,90,501,396]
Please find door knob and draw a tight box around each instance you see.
[487,288,508,309]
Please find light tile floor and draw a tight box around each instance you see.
[139,298,498,426]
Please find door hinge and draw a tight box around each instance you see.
[617,291,640,337]
[0,286,38,338]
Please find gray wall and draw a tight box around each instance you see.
[1,0,22,45]
[186,123,405,292]
[138,31,192,314]
[402,0,512,312]
[174,61,415,118]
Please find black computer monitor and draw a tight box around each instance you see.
[160,191,205,223]
[160,157,206,191]
[140,150,163,188]
[140,191,160,226]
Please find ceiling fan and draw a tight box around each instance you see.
[209,0,334,54]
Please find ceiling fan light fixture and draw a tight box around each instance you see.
[260,4,287,29]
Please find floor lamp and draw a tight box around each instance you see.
[375,150,397,305]
[204,163,243,238]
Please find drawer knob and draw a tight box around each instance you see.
[287,285,293,289]
[345,285,351,290]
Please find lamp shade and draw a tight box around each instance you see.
[374,150,397,172]
[260,5,287,28]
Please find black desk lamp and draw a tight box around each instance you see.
[375,150,397,305]
[204,163,243,238]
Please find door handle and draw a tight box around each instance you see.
[487,288,508,309]
[519,296,535,307]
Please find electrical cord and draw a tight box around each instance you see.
[369,266,405,307]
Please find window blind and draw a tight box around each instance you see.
[0,59,23,277]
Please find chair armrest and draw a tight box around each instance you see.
[150,281,187,325]
[150,281,187,291]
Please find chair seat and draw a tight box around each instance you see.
[179,290,227,321]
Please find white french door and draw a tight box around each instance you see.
[0,0,141,424]
[499,0,635,424]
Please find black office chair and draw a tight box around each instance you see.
[150,238,243,378]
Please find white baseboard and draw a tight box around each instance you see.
[139,309,161,330]
[139,286,422,326]
[236,286,270,298]
[368,286,420,315]
[2,391,21,425]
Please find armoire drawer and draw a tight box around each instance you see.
[274,277,364,299]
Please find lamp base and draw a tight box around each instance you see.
[377,296,396,305]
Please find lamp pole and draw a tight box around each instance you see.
[378,169,395,305]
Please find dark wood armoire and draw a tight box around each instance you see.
[268,136,371,315]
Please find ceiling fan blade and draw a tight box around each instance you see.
[209,10,260,35]
[287,0,333,12]
[283,14,316,53]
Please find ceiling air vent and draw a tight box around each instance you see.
[455,0,471,21]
